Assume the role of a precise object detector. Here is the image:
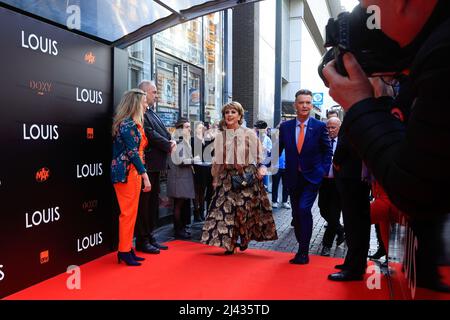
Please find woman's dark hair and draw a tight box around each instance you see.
[175,117,190,129]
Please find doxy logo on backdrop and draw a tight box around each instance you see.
[29,80,53,96]
[82,200,98,214]
[36,167,50,182]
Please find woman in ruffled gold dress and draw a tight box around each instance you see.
[201,101,278,254]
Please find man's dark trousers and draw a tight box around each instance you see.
[290,173,319,255]
[318,178,343,248]
[336,178,371,275]
[135,172,160,245]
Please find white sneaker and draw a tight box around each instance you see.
[272,202,279,208]
[282,202,291,209]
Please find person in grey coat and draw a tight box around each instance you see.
[167,118,198,239]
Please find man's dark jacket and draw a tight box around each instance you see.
[333,129,362,180]
[342,1,450,216]
[143,107,172,172]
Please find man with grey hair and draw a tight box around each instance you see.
[135,80,176,253]
[318,117,345,257]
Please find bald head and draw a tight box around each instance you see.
[138,80,158,108]
[326,117,341,139]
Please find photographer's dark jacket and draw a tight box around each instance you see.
[143,107,172,172]
[333,128,363,181]
[342,3,450,217]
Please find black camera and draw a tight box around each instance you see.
[318,5,410,83]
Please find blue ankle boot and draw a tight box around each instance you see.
[130,249,145,261]
[117,251,141,266]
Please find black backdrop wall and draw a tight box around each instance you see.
[0,7,114,298]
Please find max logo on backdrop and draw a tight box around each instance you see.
[36,167,50,182]
[84,52,95,64]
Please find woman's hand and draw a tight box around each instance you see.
[142,172,152,192]
[256,165,267,180]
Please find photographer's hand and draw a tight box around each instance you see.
[323,53,374,111]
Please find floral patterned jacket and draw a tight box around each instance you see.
[111,118,146,183]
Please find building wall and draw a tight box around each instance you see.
[257,0,276,126]
[232,3,258,127]
[281,0,341,120]
[281,0,290,82]
[307,0,332,40]
[232,0,342,125]
[283,0,303,104]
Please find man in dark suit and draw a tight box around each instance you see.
[318,117,345,257]
[327,128,371,281]
[135,80,176,254]
[279,89,333,264]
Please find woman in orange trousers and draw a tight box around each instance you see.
[111,89,152,266]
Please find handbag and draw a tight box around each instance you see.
[231,172,255,190]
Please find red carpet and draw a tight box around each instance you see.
[389,262,450,300]
[5,241,392,300]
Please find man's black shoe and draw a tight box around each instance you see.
[136,243,160,254]
[239,243,248,251]
[321,246,331,257]
[289,254,309,265]
[174,230,191,240]
[328,270,364,282]
[151,241,168,250]
[150,235,169,250]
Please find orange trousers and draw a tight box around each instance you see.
[114,166,142,252]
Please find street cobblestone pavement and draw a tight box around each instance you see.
[154,198,384,260]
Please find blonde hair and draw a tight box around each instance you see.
[219,101,245,129]
[112,89,146,137]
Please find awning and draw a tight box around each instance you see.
[0,0,262,47]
